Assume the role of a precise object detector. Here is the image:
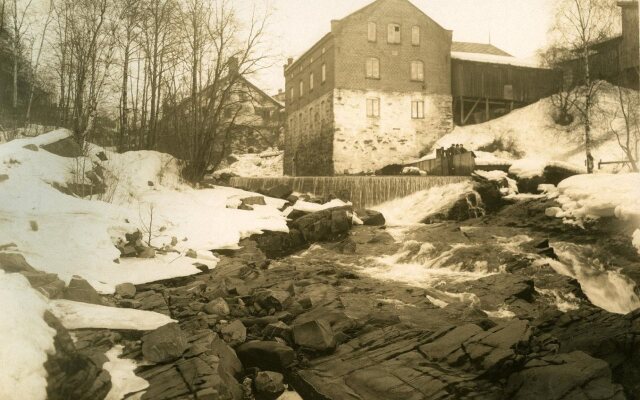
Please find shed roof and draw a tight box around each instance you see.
[451,42,512,57]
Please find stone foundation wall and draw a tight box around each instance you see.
[332,89,453,174]
[284,91,335,176]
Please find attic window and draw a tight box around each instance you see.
[388,24,401,44]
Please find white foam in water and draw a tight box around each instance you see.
[366,241,496,288]
[536,287,580,313]
[535,242,640,315]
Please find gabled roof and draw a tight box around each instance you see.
[238,75,284,108]
[338,0,450,33]
[451,42,512,57]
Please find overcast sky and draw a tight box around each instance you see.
[247,0,555,94]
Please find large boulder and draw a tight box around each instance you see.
[291,208,352,242]
[292,319,336,352]
[263,184,293,200]
[254,371,285,400]
[141,323,189,363]
[115,283,136,298]
[204,297,230,316]
[356,209,386,226]
[0,252,36,273]
[64,276,103,305]
[236,341,296,372]
[251,229,306,259]
[221,320,247,347]
[506,351,625,400]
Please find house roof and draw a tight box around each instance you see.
[285,0,451,73]
[451,42,512,57]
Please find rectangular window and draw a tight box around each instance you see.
[366,57,380,79]
[299,80,304,96]
[387,23,401,43]
[366,98,380,118]
[309,73,314,91]
[412,26,420,46]
[368,22,377,42]
[412,100,424,119]
[321,63,326,83]
[411,61,424,81]
[290,87,294,101]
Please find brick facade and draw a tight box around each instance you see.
[284,0,454,175]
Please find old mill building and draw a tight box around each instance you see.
[283,0,562,176]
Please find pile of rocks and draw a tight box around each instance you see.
[116,230,157,259]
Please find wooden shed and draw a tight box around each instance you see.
[451,56,563,126]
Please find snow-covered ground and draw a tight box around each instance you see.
[430,82,636,177]
[216,149,283,177]
[0,130,288,293]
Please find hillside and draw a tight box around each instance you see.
[431,82,637,175]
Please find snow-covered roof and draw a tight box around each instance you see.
[451,51,547,69]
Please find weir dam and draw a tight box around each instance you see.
[229,176,471,208]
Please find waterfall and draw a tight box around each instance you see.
[229,176,470,209]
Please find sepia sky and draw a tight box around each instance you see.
[247,0,555,94]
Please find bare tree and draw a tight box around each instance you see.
[160,0,271,182]
[549,0,617,173]
[54,0,117,144]
[116,0,141,152]
[139,0,177,149]
[8,0,33,118]
[609,86,639,171]
[25,0,53,124]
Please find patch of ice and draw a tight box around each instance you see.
[484,305,516,319]
[535,242,640,314]
[104,345,148,400]
[49,300,175,330]
[293,198,352,213]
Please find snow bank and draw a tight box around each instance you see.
[0,271,56,400]
[433,82,635,172]
[474,170,518,196]
[49,300,175,330]
[546,173,640,254]
[0,130,289,293]
[373,181,474,225]
[216,150,283,178]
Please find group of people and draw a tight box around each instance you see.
[436,144,468,158]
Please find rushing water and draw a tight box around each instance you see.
[229,176,470,208]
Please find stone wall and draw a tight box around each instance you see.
[333,89,452,174]
[284,91,335,176]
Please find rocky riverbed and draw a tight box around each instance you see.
[6,178,640,400]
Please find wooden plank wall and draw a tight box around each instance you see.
[407,152,476,176]
[452,60,563,103]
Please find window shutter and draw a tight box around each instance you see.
[366,99,372,116]
[387,24,394,43]
[373,59,379,78]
